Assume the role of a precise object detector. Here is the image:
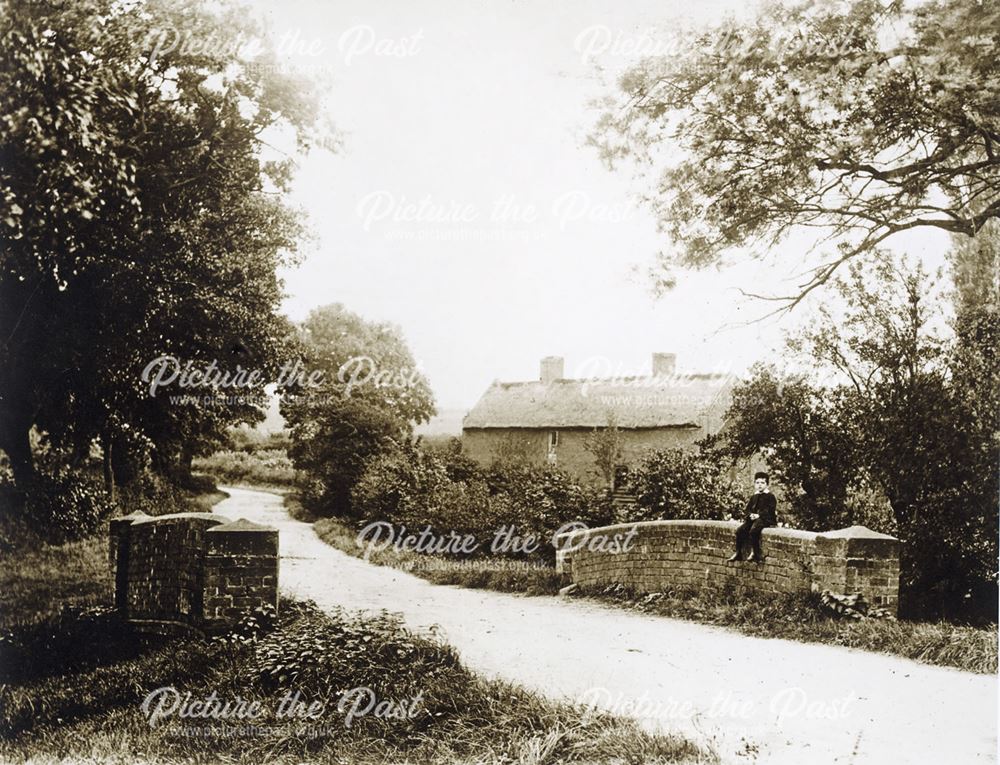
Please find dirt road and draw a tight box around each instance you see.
[215,485,997,765]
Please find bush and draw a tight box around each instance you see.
[620,448,743,523]
[351,442,451,524]
[227,428,292,454]
[899,488,998,624]
[422,437,482,483]
[253,602,459,703]
[13,468,116,545]
[352,447,613,563]
[113,472,185,516]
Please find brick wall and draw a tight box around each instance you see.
[555,520,900,614]
[109,512,278,633]
[203,519,279,630]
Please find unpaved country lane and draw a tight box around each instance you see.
[215,485,998,765]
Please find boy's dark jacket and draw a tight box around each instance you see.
[742,493,777,526]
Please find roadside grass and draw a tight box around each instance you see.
[180,486,230,513]
[579,584,998,675]
[298,500,996,674]
[0,536,112,629]
[0,531,714,764]
[283,490,319,523]
[193,448,297,490]
[303,499,567,596]
[278,493,997,675]
[1,484,228,630]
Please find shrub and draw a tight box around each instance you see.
[422,436,482,483]
[353,448,613,563]
[15,468,116,545]
[253,603,459,699]
[350,442,450,524]
[113,471,187,517]
[620,448,743,523]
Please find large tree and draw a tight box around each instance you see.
[0,0,320,493]
[591,0,1000,304]
[725,257,997,619]
[281,304,435,515]
[723,368,861,531]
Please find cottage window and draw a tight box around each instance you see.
[548,431,559,450]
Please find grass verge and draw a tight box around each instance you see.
[577,583,997,675]
[281,495,996,675]
[0,484,227,628]
[300,498,567,596]
[0,530,713,764]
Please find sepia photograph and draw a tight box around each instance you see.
[0,0,997,762]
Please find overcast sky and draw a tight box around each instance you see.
[246,0,952,412]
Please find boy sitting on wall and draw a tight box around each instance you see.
[728,471,777,563]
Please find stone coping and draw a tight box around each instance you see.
[552,519,863,545]
[128,511,223,526]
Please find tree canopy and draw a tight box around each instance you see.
[281,304,436,515]
[0,0,321,492]
[723,251,998,619]
[591,0,1000,305]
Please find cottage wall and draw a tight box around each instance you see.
[462,426,704,483]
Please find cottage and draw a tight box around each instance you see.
[461,354,736,483]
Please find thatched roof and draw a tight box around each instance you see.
[462,374,734,430]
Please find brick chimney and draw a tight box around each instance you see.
[540,356,564,384]
[652,353,676,377]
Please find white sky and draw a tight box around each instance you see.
[245,0,952,411]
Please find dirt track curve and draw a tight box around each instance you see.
[215,486,998,765]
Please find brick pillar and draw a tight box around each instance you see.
[813,525,900,615]
[108,511,149,616]
[202,518,279,631]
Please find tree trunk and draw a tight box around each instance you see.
[102,430,116,502]
[111,434,144,488]
[0,418,35,492]
[177,443,195,486]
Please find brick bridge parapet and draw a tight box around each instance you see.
[109,511,278,634]
[555,520,899,614]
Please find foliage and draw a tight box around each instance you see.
[0,0,322,495]
[591,0,1000,302]
[480,462,615,556]
[228,428,293,454]
[723,256,998,621]
[282,304,435,516]
[12,467,116,545]
[214,603,278,648]
[354,441,446,515]
[583,414,626,487]
[620,447,743,523]
[351,445,613,563]
[422,436,482,483]
[723,367,861,530]
[193,447,298,487]
[253,602,458,701]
